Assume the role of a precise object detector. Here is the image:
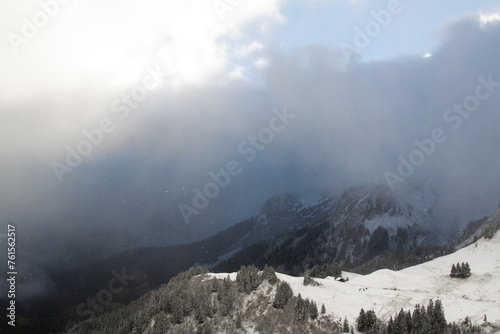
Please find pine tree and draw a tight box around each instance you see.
[387,316,395,334]
[450,323,460,334]
[411,304,422,330]
[406,310,412,334]
[412,304,429,334]
[194,285,208,324]
[296,294,307,321]
[343,316,350,333]
[365,310,378,333]
[263,265,278,284]
[431,299,446,334]
[171,298,184,324]
[153,312,169,333]
[211,277,219,292]
[248,265,263,291]
[219,277,234,316]
[464,262,471,277]
[303,275,315,286]
[309,300,318,320]
[395,308,408,334]
[273,281,293,309]
[421,304,430,333]
[236,265,246,292]
[426,299,435,333]
[357,308,366,332]
[236,265,262,293]
[357,308,378,333]
[321,303,326,315]
[180,284,193,317]
[451,262,471,278]
[484,223,496,239]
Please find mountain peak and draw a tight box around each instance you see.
[260,193,302,217]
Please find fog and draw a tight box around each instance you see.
[1,1,500,300]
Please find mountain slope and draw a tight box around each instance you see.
[261,214,500,329]
[31,208,499,334]
[54,225,500,334]
[11,182,439,320]
[214,182,438,275]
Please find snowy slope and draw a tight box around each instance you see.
[210,224,500,330]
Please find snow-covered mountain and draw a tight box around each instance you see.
[332,182,437,235]
[56,208,500,334]
[213,182,439,274]
[20,182,440,322]
[237,193,335,249]
[211,210,500,331]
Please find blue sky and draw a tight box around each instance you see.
[219,0,500,85]
[268,0,500,61]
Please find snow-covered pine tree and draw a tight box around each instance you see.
[262,265,278,284]
[211,277,219,292]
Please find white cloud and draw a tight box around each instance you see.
[0,0,284,163]
[234,41,264,57]
[254,57,269,69]
[229,64,247,80]
[479,12,500,27]
[0,0,283,102]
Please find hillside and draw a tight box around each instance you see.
[34,210,499,334]
[12,183,440,319]
[271,229,500,328]
[214,182,438,275]
[208,209,500,331]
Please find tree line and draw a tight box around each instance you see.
[356,299,483,334]
[450,262,471,278]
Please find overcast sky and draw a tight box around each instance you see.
[1,0,500,299]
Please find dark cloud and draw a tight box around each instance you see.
[1,13,500,300]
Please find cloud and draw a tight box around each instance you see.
[479,12,500,27]
[1,3,500,301]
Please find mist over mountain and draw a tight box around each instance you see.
[1,2,500,329]
[5,206,499,333]
[3,181,489,324]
